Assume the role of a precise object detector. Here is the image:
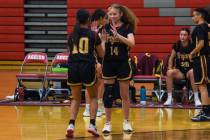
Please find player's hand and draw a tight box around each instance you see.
[91,21,98,32]
[101,29,107,42]
[110,22,119,38]
[189,53,193,62]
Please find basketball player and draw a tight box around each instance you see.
[83,9,107,117]
[190,8,210,121]
[164,28,201,106]
[66,9,104,138]
[101,3,138,134]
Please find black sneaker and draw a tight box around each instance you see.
[191,110,210,122]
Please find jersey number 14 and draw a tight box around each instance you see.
[110,47,119,56]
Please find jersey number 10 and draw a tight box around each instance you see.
[72,37,89,54]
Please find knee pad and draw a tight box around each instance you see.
[103,84,114,108]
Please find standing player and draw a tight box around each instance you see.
[101,3,138,134]
[83,9,107,117]
[190,8,210,121]
[66,9,104,138]
[164,28,201,106]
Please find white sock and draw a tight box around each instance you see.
[194,92,199,100]
[85,104,90,109]
[98,99,103,104]
[167,92,172,100]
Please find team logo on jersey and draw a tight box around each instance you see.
[107,35,120,44]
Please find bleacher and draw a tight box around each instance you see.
[0,0,24,60]
[0,0,210,63]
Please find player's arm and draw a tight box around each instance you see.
[116,33,135,48]
[94,31,105,58]
[190,40,204,56]
[67,34,73,53]
[190,26,205,57]
[96,44,104,58]
[110,24,135,48]
[168,49,176,70]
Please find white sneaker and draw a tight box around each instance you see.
[102,122,112,134]
[98,107,105,114]
[66,124,74,138]
[83,107,90,117]
[164,97,173,106]
[123,120,133,133]
[97,109,103,117]
[194,99,202,106]
[5,95,14,100]
[87,124,99,137]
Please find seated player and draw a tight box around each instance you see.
[164,28,201,106]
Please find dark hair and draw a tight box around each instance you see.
[108,3,138,33]
[76,9,90,24]
[204,6,210,23]
[194,8,209,22]
[91,9,106,21]
[72,9,90,46]
[180,28,190,35]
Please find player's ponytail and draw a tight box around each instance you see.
[72,9,90,46]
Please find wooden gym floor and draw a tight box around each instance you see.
[0,106,210,140]
[1,71,210,140]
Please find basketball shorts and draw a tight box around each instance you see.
[68,62,96,86]
[193,55,210,85]
[102,60,132,81]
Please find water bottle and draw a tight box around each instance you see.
[140,86,146,105]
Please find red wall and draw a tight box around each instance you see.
[0,0,24,60]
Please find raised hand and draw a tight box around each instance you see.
[91,21,99,32]
[110,22,118,37]
[101,28,107,42]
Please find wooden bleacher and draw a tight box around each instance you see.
[0,0,210,69]
[0,0,24,61]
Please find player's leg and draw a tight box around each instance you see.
[66,62,82,138]
[186,69,201,106]
[117,60,133,133]
[66,85,82,138]
[191,56,210,121]
[102,61,116,134]
[82,63,99,136]
[164,69,185,105]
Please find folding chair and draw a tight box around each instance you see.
[15,52,48,101]
[44,52,70,100]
